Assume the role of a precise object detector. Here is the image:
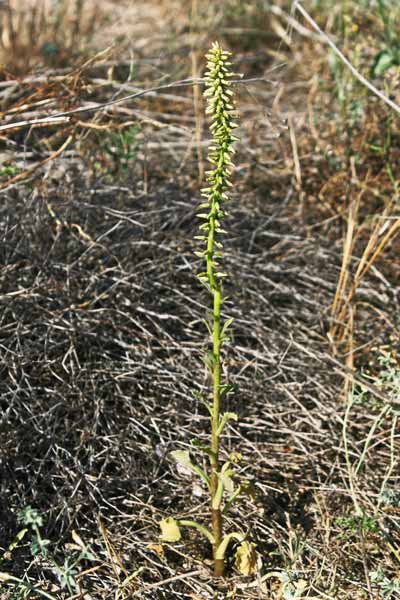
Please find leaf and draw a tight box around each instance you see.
[223,485,242,515]
[171,450,196,471]
[241,480,257,502]
[203,319,213,337]
[371,49,396,77]
[294,579,308,596]
[171,450,210,487]
[219,467,235,494]
[219,383,235,397]
[191,389,202,401]
[215,532,243,560]
[17,506,43,528]
[191,438,215,461]
[31,538,50,557]
[217,411,238,436]
[159,517,182,542]
[221,317,234,338]
[202,350,215,371]
[234,541,258,575]
[191,390,212,416]
[203,399,213,415]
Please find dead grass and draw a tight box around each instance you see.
[0,1,399,598]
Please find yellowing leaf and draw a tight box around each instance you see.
[159,517,181,542]
[234,541,258,576]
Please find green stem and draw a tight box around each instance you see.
[211,284,223,575]
[179,520,215,545]
[205,172,224,575]
[205,186,223,574]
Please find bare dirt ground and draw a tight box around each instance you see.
[0,1,399,598]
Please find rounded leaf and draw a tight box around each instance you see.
[159,517,181,542]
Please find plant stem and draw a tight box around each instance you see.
[211,285,223,575]
[205,167,224,573]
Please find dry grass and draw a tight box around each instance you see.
[0,1,399,598]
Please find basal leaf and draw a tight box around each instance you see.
[234,541,258,575]
[159,517,181,542]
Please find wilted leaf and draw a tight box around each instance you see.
[215,532,243,560]
[234,541,258,576]
[159,517,181,542]
[71,529,85,550]
[147,543,165,558]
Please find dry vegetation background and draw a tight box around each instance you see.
[0,0,399,598]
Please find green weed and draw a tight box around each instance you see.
[101,123,141,171]
[370,567,400,599]
[0,506,96,599]
[370,0,400,78]
[0,164,22,180]
[336,512,380,537]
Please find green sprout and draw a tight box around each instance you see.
[0,506,96,599]
[159,42,257,578]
